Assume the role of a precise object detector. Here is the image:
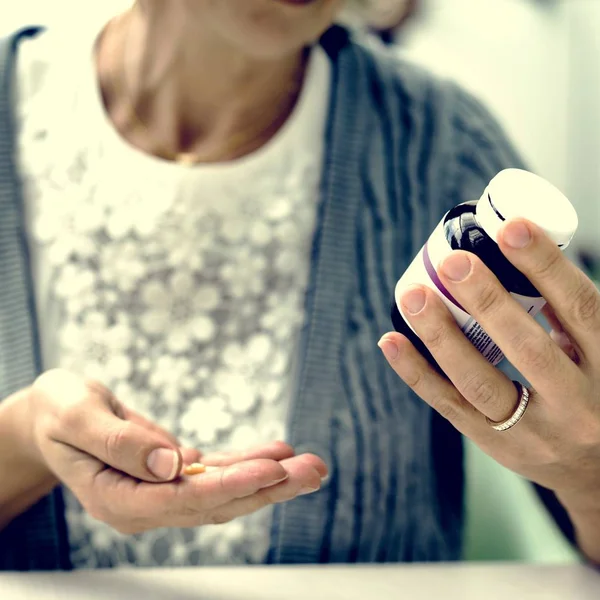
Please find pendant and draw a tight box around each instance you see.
[176,152,198,166]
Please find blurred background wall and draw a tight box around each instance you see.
[1,0,596,563]
[396,0,598,254]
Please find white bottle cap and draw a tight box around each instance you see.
[476,169,578,249]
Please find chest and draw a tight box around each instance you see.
[21,140,323,439]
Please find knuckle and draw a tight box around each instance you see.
[460,373,500,410]
[571,280,600,328]
[511,332,556,372]
[473,283,503,315]
[103,426,129,463]
[434,400,461,423]
[36,410,63,442]
[532,249,563,280]
[34,368,78,391]
[421,322,450,350]
[402,366,423,390]
[430,394,462,423]
[34,372,119,438]
[34,369,88,407]
[85,379,121,412]
[54,402,87,437]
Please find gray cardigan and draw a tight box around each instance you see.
[0,26,525,570]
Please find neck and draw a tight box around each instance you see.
[97,2,309,162]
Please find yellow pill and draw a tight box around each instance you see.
[183,463,207,476]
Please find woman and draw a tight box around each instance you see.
[356,0,420,43]
[1,0,600,571]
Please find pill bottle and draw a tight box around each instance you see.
[391,169,578,367]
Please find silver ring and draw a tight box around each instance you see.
[486,381,531,432]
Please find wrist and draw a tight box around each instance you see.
[556,486,600,515]
[0,388,58,529]
[1,387,56,482]
[556,489,600,565]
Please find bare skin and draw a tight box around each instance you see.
[97,0,343,162]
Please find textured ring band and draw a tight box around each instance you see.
[486,381,531,432]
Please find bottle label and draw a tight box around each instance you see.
[395,214,547,366]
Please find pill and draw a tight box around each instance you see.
[183,463,207,476]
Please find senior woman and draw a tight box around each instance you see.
[1,0,600,571]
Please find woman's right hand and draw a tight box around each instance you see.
[27,369,326,534]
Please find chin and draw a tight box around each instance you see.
[207,0,343,58]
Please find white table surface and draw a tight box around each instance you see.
[1,564,599,600]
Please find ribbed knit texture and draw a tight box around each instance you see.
[0,25,524,570]
[0,27,70,572]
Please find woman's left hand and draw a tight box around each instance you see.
[379,219,600,562]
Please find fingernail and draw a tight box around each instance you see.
[401,287,426,314]
[267,474,289,487]
[440,253,472,282]
[503,221,531,249]
[378,336,399,361]
[298,485,320,496]
[147,448,179,480]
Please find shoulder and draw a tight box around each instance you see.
[13,30,53,107]
[345,30,514,150]
[336,29,526,200]
[0,27,56,118]
[3,26,90,111]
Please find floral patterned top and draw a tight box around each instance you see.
[16,21,331,567]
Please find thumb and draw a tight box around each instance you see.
[34,370,182,482]
[92,415,183,482]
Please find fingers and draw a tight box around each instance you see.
[178,458,291,511]
[33,370,329,533]
[394,285,518,423]
[68,456,287,527]
[541,304,564,335]
[542,305,579,361]
[379,330,486,434]
[498,220,600,361]
[288,452,328,479]
[200,441,295,467]
[49,438,326,532]
[171,453,325,520]
[181,447,203,465]
[436,250,582,400]
[74,411,182,482]
[34,371,182,483]
[549,330,579,363]
[90,453,325,531]
[198,455,324,526]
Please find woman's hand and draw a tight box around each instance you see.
[27,370,326,534]
[379,219,600,562]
